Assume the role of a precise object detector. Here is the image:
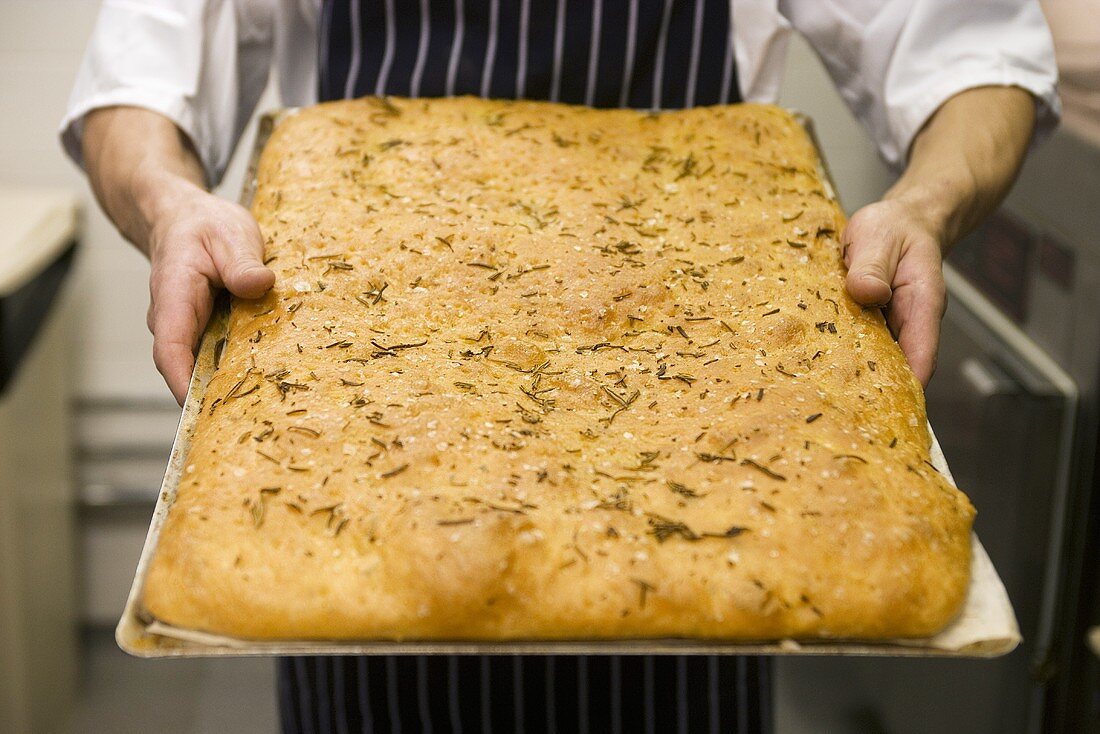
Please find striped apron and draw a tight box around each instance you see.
[280,2,770,732]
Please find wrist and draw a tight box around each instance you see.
[883,173,976,251]
[129,162,204,255]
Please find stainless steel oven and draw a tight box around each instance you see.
[775,127,1100,734]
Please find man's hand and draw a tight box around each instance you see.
[82,107,274,404]
[842,198,946,385]
[145,180,274,403]
[840,86,1037,386]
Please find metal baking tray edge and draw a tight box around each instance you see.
[116,105,1020,658]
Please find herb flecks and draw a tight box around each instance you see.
[648,516,699,543]
[666,480,702,498]
[380,463,409,478]
[630,578,656,609]
[356,281,389,306]
[647,514,749,543]
[741,458,787,481]
[370,338,428,358]
[244,487,282,528]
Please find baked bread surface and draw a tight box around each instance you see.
[143,98,975,640]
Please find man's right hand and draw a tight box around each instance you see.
[144,178,274,403]
[82,107,275,405]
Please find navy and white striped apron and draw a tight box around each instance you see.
[280,2,770,732]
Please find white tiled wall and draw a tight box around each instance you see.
[0,2,894,402]
[2,1,158,400]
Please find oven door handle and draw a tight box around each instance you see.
[959,356,1020,399]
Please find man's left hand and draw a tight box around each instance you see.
[842,198,946,386]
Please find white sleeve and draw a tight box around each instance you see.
[59,0,274,187]
[778,0,1061,167]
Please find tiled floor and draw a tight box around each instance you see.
[68,631,277,734]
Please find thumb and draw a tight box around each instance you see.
[208,215,276,299]
[842,217,901,307]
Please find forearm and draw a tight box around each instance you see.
[81,106,273,403]
[82,106,208,255]
[842,86,1038,384]
[883,86,1037,249]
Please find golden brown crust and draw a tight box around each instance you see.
[143,98,974,641]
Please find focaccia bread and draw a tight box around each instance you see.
[143,98,975,641]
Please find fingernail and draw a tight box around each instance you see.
[243,263,274,282]
[860,273,890,288]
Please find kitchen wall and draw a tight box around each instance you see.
[2,0,157,401]
[0,0,895,404]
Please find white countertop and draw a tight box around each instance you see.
[0,187,80,297]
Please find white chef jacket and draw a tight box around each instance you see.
[60,0,1060,187]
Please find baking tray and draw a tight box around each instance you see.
[117,107,1021,658]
